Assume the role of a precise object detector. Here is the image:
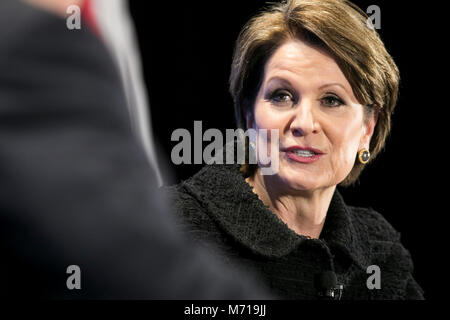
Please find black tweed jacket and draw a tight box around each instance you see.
[164,163,424,300]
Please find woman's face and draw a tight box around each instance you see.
[248,39,376,192]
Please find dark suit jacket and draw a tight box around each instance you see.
[0,0,267,299]
[165,163,425,299]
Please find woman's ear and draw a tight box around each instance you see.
[359,109,378,150]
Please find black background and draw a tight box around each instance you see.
[129,0,443,300]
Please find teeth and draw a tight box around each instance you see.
[291,150,315,157]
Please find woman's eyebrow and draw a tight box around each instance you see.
[265,76,294,88]
[318,82,349,94]
[265,77,352,97]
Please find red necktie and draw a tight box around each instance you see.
[82,0,100,36]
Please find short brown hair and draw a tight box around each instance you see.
[229,0,399,186]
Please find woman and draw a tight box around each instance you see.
[165,0,424,299]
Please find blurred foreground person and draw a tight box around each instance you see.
[0,0,268,299]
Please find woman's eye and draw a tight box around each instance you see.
[269,89,294,106]
[321,95,344,107]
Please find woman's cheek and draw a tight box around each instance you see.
[335,140,359,181]
[254,106,277,130]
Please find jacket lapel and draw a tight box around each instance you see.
[182,163,371,269]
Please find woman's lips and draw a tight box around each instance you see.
[283,146,325,163]
[285,151,323,163]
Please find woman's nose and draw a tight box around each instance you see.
[289,101,318,137]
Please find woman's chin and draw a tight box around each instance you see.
[274,171,324,194]
[284,179,321,193]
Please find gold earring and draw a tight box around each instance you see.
[358,148,370,164]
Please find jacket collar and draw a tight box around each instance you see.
[182,163,371,270]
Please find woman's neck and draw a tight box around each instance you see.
[245,170,336,239]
